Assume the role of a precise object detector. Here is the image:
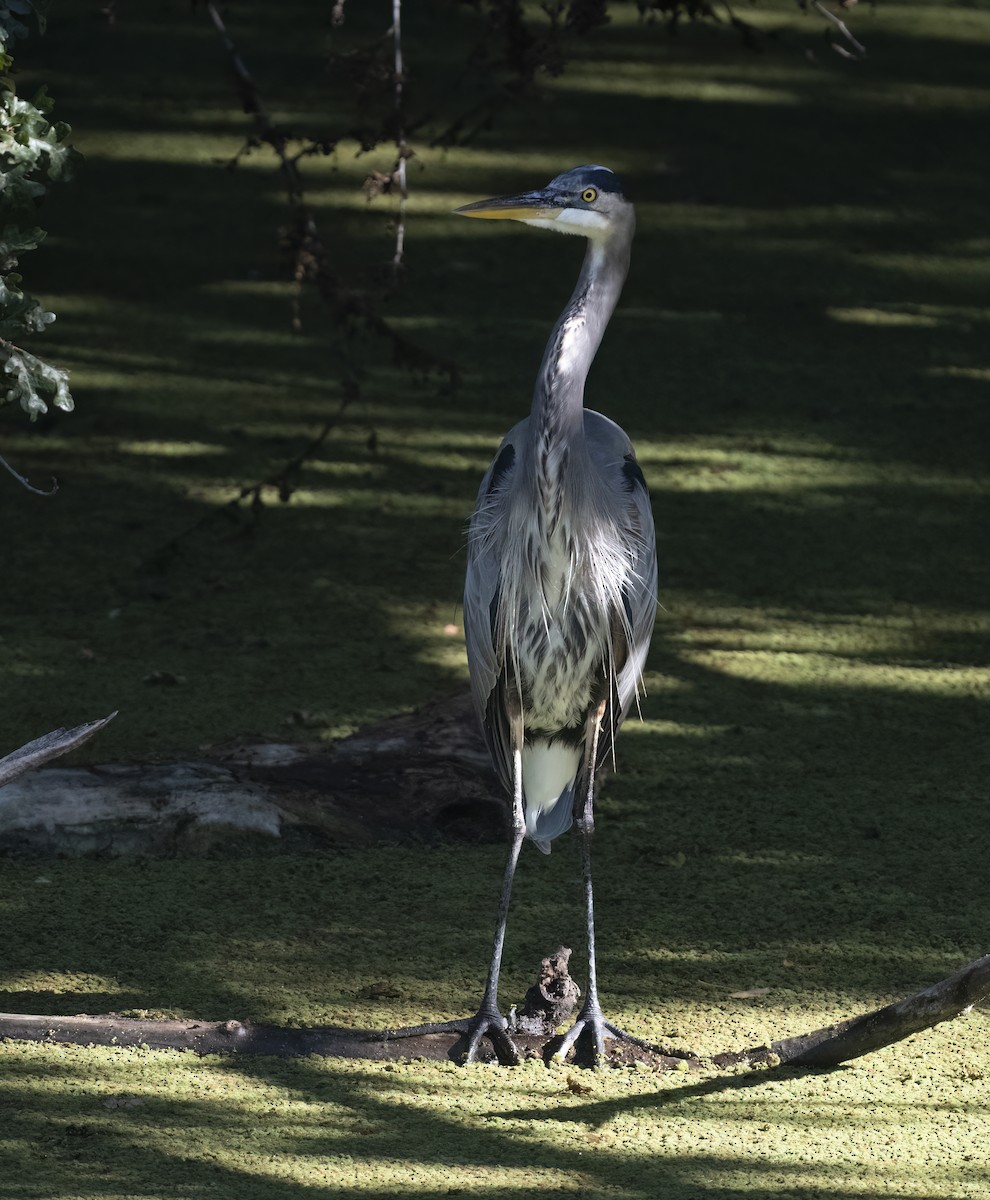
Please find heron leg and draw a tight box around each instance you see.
[456,815,525,1065]
[454,741,526,1063]
[548,704,653,1067]
[386,746,524,1066]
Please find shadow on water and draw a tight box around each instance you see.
[3,1044,986,1198]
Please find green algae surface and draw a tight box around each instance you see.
[2,1,990,1196]
[4,1035,989,1198]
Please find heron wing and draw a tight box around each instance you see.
[584,410,658,768]
[463,422,528,795]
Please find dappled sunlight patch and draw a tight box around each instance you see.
[709,849,835,870]
[638,672,693,695]
[679,648,989,697]
[178,481,467,519]
[857,250,990,285]
[342,427,512,451]
[378,601,469,677]
[198,279,299,300]
[667,1105,989,1200]
[117,439,230,458]
[926,365,990,383]
[827,306,945,329]
[548,63,805,107]
[636,201,914,238]
[619,305,727,324]
[634,436,983,496]
[854,81,990,113]
[26,292,125,318]
[0,968,132,999]
[826,300,989,333]
[13,1033,990,1200]
[376,315,449,335]
[52,353,192,380]
[77,130,260,167]
[408,635,469,677]
[626,719,730,741]
[668,606,990,661]
[364,444,493,475]
[1,661,55,680]
[618,940,990,1058]
[306,458,388,480]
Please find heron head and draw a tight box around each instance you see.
[454,165,632,241]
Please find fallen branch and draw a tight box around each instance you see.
[1,949,986,1072]
[715,950,990,1070]
[0,713,116,789]
[0,1010,685,1069]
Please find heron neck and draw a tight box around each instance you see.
[530,229,632,459]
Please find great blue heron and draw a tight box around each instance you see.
[415,165,658,1065]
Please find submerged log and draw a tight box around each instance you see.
[1,951,986,1074]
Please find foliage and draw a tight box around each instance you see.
[0,0,74,420]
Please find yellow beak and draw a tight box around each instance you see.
[454,189,561,222]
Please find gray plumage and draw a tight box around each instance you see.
[462,165,658,854]
[416,165,659,1064]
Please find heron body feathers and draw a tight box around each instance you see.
[466,413,657,849]
[522,743,579,852]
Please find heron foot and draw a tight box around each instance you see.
[458,1006,521,1066]
[545,1000,655,1068]
[385,1006,521,1066]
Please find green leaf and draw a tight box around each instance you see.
[2,344,72,417]
[0,2,74,418]
[0,224,45,262]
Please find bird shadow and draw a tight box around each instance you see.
[498,1061,841,1128]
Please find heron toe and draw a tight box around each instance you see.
[459,1008,521,1066]
[386,1006,521,1065]
[546,1000,654,1067]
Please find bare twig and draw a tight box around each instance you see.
[0,451,58,495]
[139,398,352,574]
[807,0,867,57]
[204,2,455,364]
[144,1,456,566]
[205,3,300,196]
[390,0,408,279]
[719,0,765,51]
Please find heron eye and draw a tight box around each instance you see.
[581,187,598,204]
